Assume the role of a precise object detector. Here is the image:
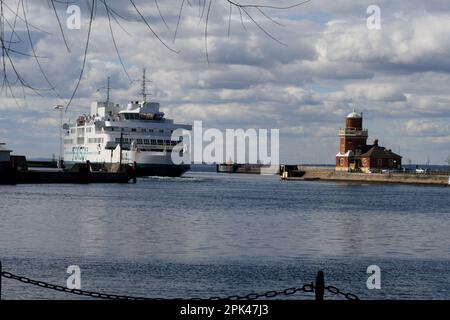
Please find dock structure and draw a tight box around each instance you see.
[280,165,450,186]
[0,155,136,185]
[280,111,450,186]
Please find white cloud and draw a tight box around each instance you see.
[1,1,450,163]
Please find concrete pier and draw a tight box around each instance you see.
[281,166,450,186]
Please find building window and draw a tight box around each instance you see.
[377,159,383,167]
[339,158,345,166]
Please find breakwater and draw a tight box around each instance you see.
[281,165,450,186]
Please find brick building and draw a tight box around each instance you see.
[336,111,402,172]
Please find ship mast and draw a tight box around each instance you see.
[97,76,112,103]
[106,76,110,103]
[141,68,152,102]
[142,69,147,102]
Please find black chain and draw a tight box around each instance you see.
[1,271,320,301]
[1,271,149,300]
[325,285,359,300]
[220,283,315,301]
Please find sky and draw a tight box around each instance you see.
[0,0,449,165]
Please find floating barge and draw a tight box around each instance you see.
[280,165,450,186]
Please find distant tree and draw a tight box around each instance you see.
[445,155,450,170]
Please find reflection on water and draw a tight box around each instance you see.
[0,172,449,299]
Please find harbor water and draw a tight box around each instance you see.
[0,172,449,299]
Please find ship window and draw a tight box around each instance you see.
[165,140,171,145]
[131,128,137,132]
[144,139,150,144]
[87,138,104,144]
[159,129,164,133]
[151,139,157,145]
[137,139,143,144]
[171,141,178,146]
[149,129,154,133]
[157,139,164,145]
[141,128,146,132]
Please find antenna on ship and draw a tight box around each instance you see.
[106,76,110,103]
[141,68,152,102]
[97,76,113,103]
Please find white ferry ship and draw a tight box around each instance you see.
[63,76,191,177]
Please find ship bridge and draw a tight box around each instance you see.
[120,101,165,121]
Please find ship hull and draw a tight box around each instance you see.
[65,161,190,177]
[135,163,190,177]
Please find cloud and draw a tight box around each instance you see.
[1,1,450,164]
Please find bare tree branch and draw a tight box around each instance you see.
[0,0,312,109]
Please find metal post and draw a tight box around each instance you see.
[119,132,123,168]
[315,270,325,301]
[54,105,64,168]
[0,261,2,300]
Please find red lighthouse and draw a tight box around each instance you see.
[336,111,402,172]
[336,111,368,171]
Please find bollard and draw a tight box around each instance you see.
[315,270,325,301]
[132,161,137,184]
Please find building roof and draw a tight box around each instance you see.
[347,111,362,118]
[0,143,12,152]
[358,145,401,159]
